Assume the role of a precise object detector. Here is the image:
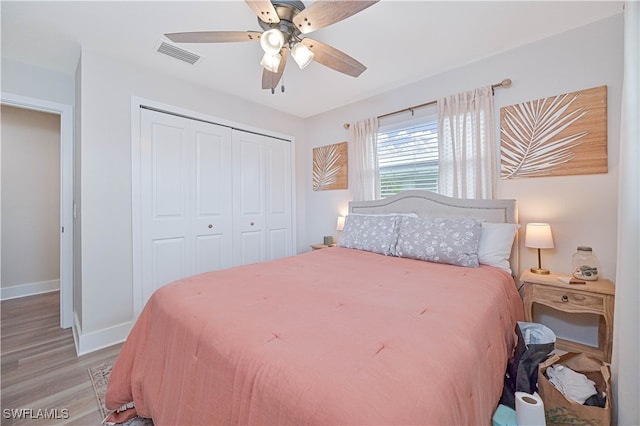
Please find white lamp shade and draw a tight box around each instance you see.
[260,29,284,54]
[291,42,314,69]
[336,216,345,231]
[525,223,554,249]
[260,52,281,73]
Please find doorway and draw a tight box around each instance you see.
[0,93,73,329]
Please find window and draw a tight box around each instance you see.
[377,111,439,198]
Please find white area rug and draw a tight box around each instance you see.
[88,362,154,425]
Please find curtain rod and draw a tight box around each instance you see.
[343,78,512,130]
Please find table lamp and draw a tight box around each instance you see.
[525,223,554,275]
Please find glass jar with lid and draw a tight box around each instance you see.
[572,246,599,281]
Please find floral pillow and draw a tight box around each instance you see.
[396,216,484,267]
[338,214,400,256]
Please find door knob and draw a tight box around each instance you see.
[250,222,255,226]
[208,224,213,229]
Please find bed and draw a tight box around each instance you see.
[105,191,524,425]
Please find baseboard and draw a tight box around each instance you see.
[1,279,60,300]
[73,314,133,356]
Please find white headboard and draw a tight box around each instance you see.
[349,191,519,275]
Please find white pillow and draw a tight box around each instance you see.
[477,223,520,274]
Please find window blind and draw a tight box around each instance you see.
[377,115,439,198]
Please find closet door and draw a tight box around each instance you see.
[140,110,191,299]
[265,138,292,260]
[232,130,266,265]
[232,131,293,265]
[192,120,233,273]
[140,109,232,302]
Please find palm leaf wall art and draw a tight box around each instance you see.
[313,141,348,191]
[500,85,607,179]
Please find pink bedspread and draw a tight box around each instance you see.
[106,247,523,425]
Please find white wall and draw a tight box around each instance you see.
[495,15,622,282]
[76,48,306,345]
[1,105,60,297]
[1,58,75,106]
[301,14,623,351]
[303,14,623,283]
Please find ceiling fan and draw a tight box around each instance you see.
[165,0,378,93]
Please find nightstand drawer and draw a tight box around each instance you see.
[532,285,605,311]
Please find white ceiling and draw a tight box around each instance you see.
[1,1,622,118]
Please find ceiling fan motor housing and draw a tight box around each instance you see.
[258,0,305,45]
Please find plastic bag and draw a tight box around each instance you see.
[500,321,556,409]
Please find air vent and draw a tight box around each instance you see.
[156,41,202,65]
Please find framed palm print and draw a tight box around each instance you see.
[313,141,348,191]
[500,85,607,179]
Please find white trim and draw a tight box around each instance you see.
[131,98,143,319]
[73,313,133,356]
[130,96,297,318]
[0,279,60,300]
[0,92,74,329]
[134,98,294,141]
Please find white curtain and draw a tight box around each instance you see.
[438,86,496,199]
[348,117,380,201]
[613,2,640,425]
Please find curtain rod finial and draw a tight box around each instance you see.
[344,123,350,130]
[501,78,512,88]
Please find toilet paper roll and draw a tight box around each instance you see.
[515,391,546,426]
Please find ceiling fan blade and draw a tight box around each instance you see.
[293,0,378,34]
[262,47,289,90]
[245,0,280,24]
[302,38,366,77]
[165,31,262,43]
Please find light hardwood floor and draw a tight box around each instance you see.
[1,292,123,425]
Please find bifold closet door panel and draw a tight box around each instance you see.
[232,130,267,266]
[140,109,233,303]
[141,110,191,299]
[265,138,292,261]
[191,120,233,274]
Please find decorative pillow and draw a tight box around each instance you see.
[338,214,401,256]
[396,216,484,267]
[478,222,521,274]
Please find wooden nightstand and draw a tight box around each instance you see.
[520,270,615,363]
[310,243,336,250]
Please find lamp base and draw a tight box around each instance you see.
[530,267,550,275]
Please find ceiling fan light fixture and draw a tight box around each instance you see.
[291,42,314,69]
[163,0,378,90]
[260,52,282,73]
[260,28,285,54]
